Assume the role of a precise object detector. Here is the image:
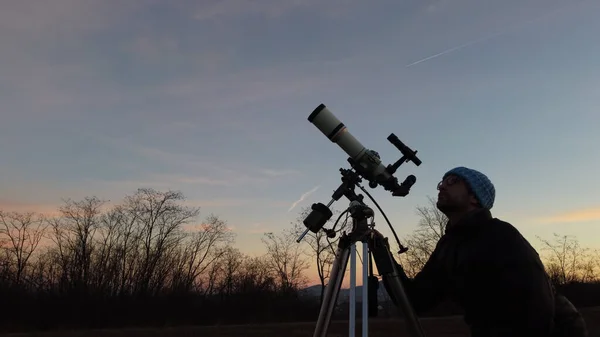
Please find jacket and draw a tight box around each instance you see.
[390,208,587,337]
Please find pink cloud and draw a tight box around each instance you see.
[537,207,600,224]
[82,167,285,191]
[183,198,289,211]
[0,198,62,217]
[244,223,272,234]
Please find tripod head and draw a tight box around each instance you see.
[300,168,367,240]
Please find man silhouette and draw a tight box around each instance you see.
[388,167,587,337]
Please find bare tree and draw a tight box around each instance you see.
[0,211,47,285]
[214,246,245,298]
[90,206,126,295]
[236,256,276,294]
[200,253,224,296]
[47,196,107,292]
[171,214,235,293]
[120,188,200,296]
[111,203,143,296]
[262,228,310,294]
[537,233,600,285]
[397,196,447,277]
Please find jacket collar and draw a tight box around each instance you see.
[445,208,492,234]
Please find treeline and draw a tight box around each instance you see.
[0,190,599,333]
[0,188,319,332]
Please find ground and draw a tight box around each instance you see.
[2,307,599,337]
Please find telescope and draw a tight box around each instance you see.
[297,103,422,243]
[308,103,421,193]
[297,103,426,337]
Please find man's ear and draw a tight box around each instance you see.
[469,194,480,208]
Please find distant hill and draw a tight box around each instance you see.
[299,280,391,303]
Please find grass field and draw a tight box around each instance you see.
[3,307,599,337]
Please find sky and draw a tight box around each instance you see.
[1,0,600,285]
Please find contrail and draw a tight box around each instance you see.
[406,31,504,67]
[288,185,320,212]
[405,3,577,68]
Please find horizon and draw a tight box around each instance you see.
[2,0,600,287]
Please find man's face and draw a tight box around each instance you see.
[436,174,478,214]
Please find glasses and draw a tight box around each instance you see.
[437,175,461,190]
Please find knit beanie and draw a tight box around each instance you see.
[443,167,495,209]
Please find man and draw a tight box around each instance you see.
[388,167,587,337]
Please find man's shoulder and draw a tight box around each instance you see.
[480,217,543,262]
[485,217,524,239]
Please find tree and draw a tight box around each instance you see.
[236,256,276,294]
[0,211,47,286]
[537,233,600,286]
[213,246,245,298]
[47,196,107,292]
[397,196,447,277]
[91,205,127,295]
[120,188,200,296]
[262,228,310,294]
[171,214,235,293]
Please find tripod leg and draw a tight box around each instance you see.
[313,243,351,337]
[368,232,427,337]
[368,251,379,318]
[350,243,356,337]
[362,241,368,337]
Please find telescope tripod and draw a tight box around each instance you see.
[313,200,426,337]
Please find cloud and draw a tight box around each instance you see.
[243,223,272,234]
[89,176,233,190]
[182,198,289,213]
[0,0,137,37]
[91,135,214,167]
[123,33,236,74]
[183,199,252,208]
[85,133,304,188]
[192,0,358,21]
[0,0,364,132]
[0,194,286,221]
[288,185,320,212]
[0,1,235,126]
[159,63,350,113]
[536,207,600,224]
[0,199,62,217]
[83,173,270,196]
[260,169,301,177]
[423,0,452,13]
[145,173,264,187]
[127,35,181,64]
